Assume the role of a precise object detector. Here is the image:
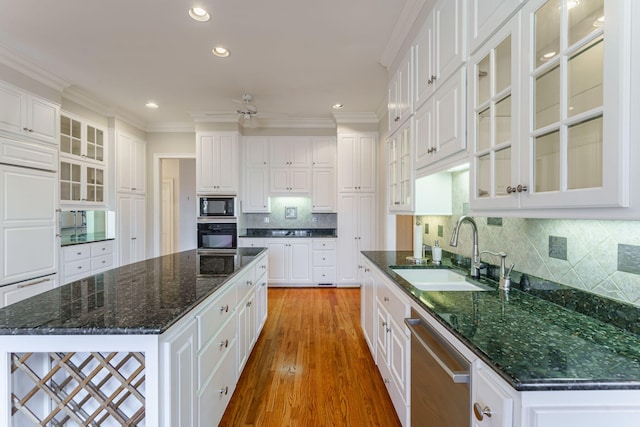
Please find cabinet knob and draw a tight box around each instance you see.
[220,304,229,313]
[220,339,229,349]
[219,386,229,396]
[507,185,528,194]
[473,403,492,421]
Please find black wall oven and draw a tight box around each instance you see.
[197,220,237,250]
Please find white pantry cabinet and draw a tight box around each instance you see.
[0,80,59,145]
[413,0,467,109]
[197,132,238,195]
[117,193,146,266]
[336,193,376,285]
[116,132,146,194]
[337,132,377,193]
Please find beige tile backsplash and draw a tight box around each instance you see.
[416,171,640,306]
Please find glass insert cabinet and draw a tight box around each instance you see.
[469,0,630,213]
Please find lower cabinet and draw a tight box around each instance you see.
[160,252,268,427]
[0,274,58,308]
[311,239,336,284]
[265,239,312,286]
[61,240,114,284]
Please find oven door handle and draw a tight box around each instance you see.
[405,317,470,384]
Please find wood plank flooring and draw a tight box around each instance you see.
[220,288,401,427]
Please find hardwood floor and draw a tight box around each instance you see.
[220,288,401,427]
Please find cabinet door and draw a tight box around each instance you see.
[27,96,59,145]
[197,132,238,194]
[117,195,133,266]
[269,138,291,168]
[0,274,56,308]
[243,168,270,212]
[132,138,146,193]
[434,66,467,161]
[414,97,435,169]
[289,240,312,283]
[468,0,525,54]
[132,195,146,263]
[269,168,290,193]
[265,241,287,283]
[312,137,336,168]
[360,261,376,355]
[311,168,336,212]
[375,300,390,366]
[255,278,268,333]
[357,134,377,193]
[0,82,24,136]
[164,320,197,427]
[388,122,413,213]
[434,0,466,84]
[388,316,410,404]
[244,137,269,168]
[288,168,310,193]
[357,193,377,252]
[0,164,58,286]
[116,133,145,193]
[414,12,436,108]
[337,194,359,283]
[238,238,265,248]
[472,364,514,427]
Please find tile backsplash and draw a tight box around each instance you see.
[242,197,337,230]
[416,171,640,307]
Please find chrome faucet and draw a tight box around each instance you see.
[480,251,515,291]
[449,215,482,278]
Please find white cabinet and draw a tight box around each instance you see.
[242,137,270,212]
[61,240,114,284]
[116,132,146,194]
[337,193,376,285]
[59,159,106,207]
[0,163,58,286]
[388,48,413,133]
[0,80,59,145]
[238,238,265,249]
[197,132,238,195]
[387,120,413,213]
[59,113,105,163]
[414,0,467,109]
[0,274,57,309]
[265,239,312,286]
[360,258,377,355]
[311,239,337,284]
[117,193,145,266]
[472,361,516,427]
[311,137,336,212]
[337,132,377,193]
[414,67,467,170]
[269,137,311,194]
[468,0,524,54]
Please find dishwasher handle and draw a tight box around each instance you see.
[405,317,470,384]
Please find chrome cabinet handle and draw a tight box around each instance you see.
[473,402,492,421]
[17,277,51,289]
[220,304,229,313]
[219,386,229,396]
[220,339,229,349]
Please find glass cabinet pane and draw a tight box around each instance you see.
[477,154,490,198]
[568,37,603,117]
[535,0,561,68]
[477,108,491,151]
[568,116,602,189]
[535,65,560,129]
[495,96,511,145]
[494,147,511,196]
[534,131,560,192]
[495,36,511,94]
[477,55,490,105]
[569,0,604,46]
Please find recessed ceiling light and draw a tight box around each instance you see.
[146,102,159,109]
[593,16,604,27]
[332,103,344,109]
[540,51,556,61]
[212,46,230,58]
[189,7,211,22]
[567,0,579,9]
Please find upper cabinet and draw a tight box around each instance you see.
[414,0,467,110]
[59,112,107,207]
[470,0,631,213]
[311,137,337,212]
[242,136,270,213]
[116,132,146,194]
[388,120,414,213]
[196,132,238,195]
[468,0,525,55]
[337,133,377,193]
[388,49,413,133]
[0,80,59,145]
[269,136,311,194]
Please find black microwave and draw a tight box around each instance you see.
[199,196,236,218]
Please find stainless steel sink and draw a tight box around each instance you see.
[391,268,491,291]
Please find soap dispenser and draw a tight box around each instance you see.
[432,240,442,265]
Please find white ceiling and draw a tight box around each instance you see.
[0,0,414,130]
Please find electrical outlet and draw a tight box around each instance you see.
[264,217,269,223]
[312,217,318,223]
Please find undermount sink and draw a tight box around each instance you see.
[391,268,491,291]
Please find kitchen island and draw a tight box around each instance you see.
[0,248,268,426]
[362,250,640,426]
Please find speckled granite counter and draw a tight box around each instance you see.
[0,248,266,335]
[60,233,113,246]
[242,228,337,238]
[363,250,640,392]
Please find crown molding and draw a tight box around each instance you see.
[379,0,426,69]
[256,117,336,129]
[332,112,379,124]
[146,122,196,133]
[0,44,70,92]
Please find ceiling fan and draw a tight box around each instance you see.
[234,94,259,123]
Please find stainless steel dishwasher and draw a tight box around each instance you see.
[405,308,470,427]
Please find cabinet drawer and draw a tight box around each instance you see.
[1,275,56,308]
[63,258,91,279]
[91,254,113,272]
[313,267,336,283]
[379,283,409,327]
[312,239,336,250]
[63,245,91,262]
[197,286,237,348]
[312,250,336,266]
[198,316,236,389]
[0,136,58,171]
[236,268,257,303]
[197,342,237,427]
[90,241,114,257]
[473,366,514,427]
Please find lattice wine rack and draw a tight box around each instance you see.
[11,351,145,426]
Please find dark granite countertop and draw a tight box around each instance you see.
[241,228,337,238]
[363,250,640,392]
[0,248,266,336]
[61,233,114,247]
